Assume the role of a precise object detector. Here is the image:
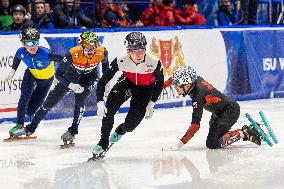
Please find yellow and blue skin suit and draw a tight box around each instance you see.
[12,46,63,125]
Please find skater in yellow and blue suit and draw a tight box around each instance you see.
[5,27,63,136]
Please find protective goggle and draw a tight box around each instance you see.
[25,40,39,46]
[87,39,97,46]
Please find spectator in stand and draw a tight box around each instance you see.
[31,0,54,29]
[197,0,218,26]
[137,0,162,26]
[240,0,259,25]
[9,4,33,30]
[76,0,95,19]
[127,0,149,22]
[154,0,176,26]
[102,0,134,27]
[138,0,176,26]
[52,0,97,29]
[0,0,13,30]
[75,0,100,27]
[175,0,205,26]
[44,1,52,16]
[95,0,107,24]
[25,0,32,19]
[217,0,240,26]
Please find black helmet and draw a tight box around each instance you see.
[11,4,26,15]
[124,32,147,50]
[20,28,40,42]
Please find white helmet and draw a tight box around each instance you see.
[173,66,197,87]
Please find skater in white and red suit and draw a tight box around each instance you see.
[89,32,164,160]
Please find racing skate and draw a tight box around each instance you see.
[3,135,37,142]
[88,143,114,162]
[60,141,75,149]
[88,131,122,162]
[245,111,278,147]
[3,124,37,142]
[59,131,75,149]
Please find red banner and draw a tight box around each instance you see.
[159,40,172,69]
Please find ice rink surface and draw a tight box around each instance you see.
[0,98,284,189]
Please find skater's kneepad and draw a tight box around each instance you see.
[206,141,219,149]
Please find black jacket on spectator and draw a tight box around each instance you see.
[9,19,33,30]
[52,4,98,29]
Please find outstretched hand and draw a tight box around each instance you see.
[4,69,16,81]
[162,140,184,151]
[97,101,107,117]
[145,101,155,119]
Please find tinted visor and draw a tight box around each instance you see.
[25,40,39,46]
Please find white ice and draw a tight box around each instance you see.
[0,98,284,189]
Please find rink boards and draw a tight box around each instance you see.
[1,26,284,122]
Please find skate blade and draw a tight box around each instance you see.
[59,143,75,149]
[87,155,105,162]
[3,135,37,142]
[87,143,113,162]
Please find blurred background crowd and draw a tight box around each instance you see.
[0,0,283,31]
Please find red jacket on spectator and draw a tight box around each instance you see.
[175,6,205,25]
[139,4,176,26]
[139,5,156,26]
[154,4,176,26]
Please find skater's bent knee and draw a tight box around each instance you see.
[207,145,219,149]
[124,127,135,132]
[206,142,220,149]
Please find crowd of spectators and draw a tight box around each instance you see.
[0,0,280,31]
